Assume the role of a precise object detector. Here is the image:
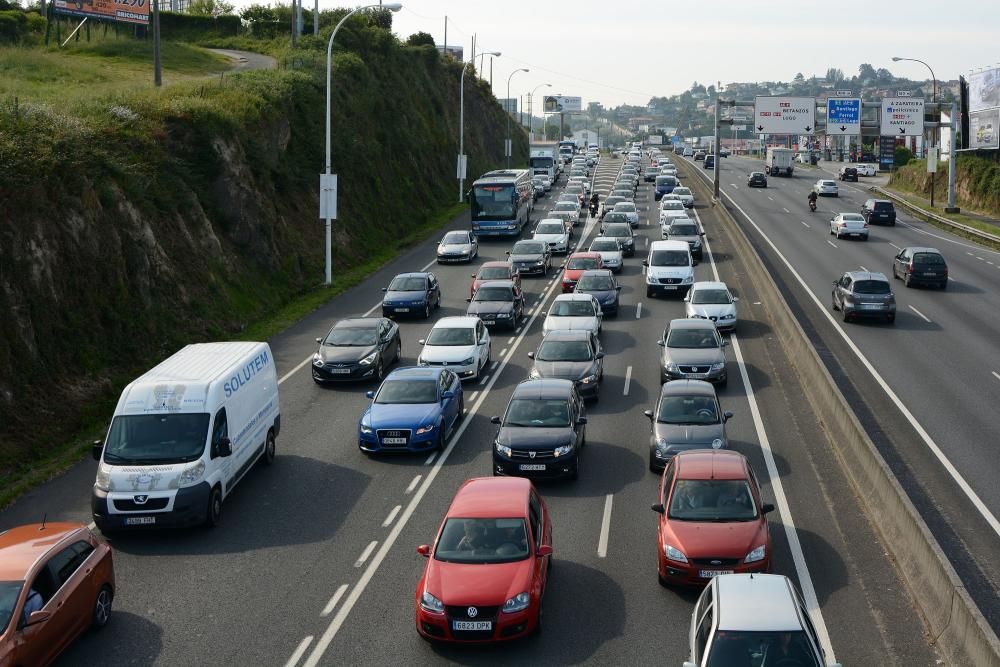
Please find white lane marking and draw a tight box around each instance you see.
[321,585,349,617]
[88,521,96,529]
[597,494,613,558]
[908,305,931,323]
[635,302,642,319]
[478,374,490,386]
[898,219,1000,256]
[782,207,790,213]
[976,256,985,261]
[381,505,402,528]
[889,242,901,250]
[827,240,838,248]
[767,196,774,201]
[354,541,378,568]
[279,357,312,385]
[301,200,606,667]
[420,259,436,271]
[623,365,633,396]
[516,327,523,333]
[469,391,479,401]
[800,220,810,228]
[405,475,421,494]
[361,302,380,317]
[992,371,1000,382]
[988,261,995,266]
[285,636,314,667]
[491,361,500,371]
[966,251,974,256]
[423,452,437,466]
[689,166,1000,539]
[730,183,739,189]
[500,348,508,357]
[694,205,836,663]
[507,337,515,344]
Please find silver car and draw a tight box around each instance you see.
[657,318,727,386]
[436,230,479,263]
[813,179,839,197]
[644,379,731,471]
[684,281,738,332]
[829,212,869,241]
[588,237,624,273]
[831,271,895,324]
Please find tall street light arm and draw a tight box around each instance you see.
[505,68,529,167]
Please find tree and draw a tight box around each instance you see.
[189,0,235,16]
[690,81,706,94]
[858,63,876,82]
[405,31,435,47]
[366,7,392,30]
[826,67,845,84]
[793,72,805,84]
[875,68,894,85]
[240,4,277,23]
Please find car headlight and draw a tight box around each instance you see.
[178,460,206,488]
[360,420,374,435]
[554,443,574,457]
[502,592,531,614]
[711,362,726,371]
[508,224,518,229]
[529,368,542,379]
[420,590,445,614]
[535,260,544,265]
[664,544,688,563]
[712,438,724,450]
[720,313,735,320]
[664,361,678,373]
[460,357,475,366]
[416,423,436,435]
[95,462,112,491]
[744,545,766,564]
[655,438,669,452]
[580,373,598,384]
[495,442,512,457]
[312,353,324,367]
[496,312,511,318]
[359,351,378,366]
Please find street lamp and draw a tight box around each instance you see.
[322,2,402,285]
[505,68,529,168]
[528,83,552,143]
[892,56,938,205]
[459,50,501,202]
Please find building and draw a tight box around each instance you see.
[435,45,463,60]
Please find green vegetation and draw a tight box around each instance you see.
[894,146,913,167]
[889,153,1000,219]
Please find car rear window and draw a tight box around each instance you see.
[913,253,945,265]
[873,202,894,211]
[853,280,891,294]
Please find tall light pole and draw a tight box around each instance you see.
[506,68,529,168]
[322,2,402,285]
[459,50,501,202]
[892,56,938,206]
[528,83,552,143]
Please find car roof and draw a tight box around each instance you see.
[431,316,480,329]
[393,272,430,279]
[669,317,717,331]
[0,523,85,579]
[651,240,688,250]
[553,292,596,301]
[905,246,943,255]
[449,477,532,518]
[579,269,613,279]
[335,318,380,329]
[691,281,728,292]
[715,574,805,632]
[568,252,601,260]
[844,271,889,282]
[659,378,717,398]
[540,329,593,342]
[675,450,747,481]
[386,366,441,380]
[479,261,511,269]
[871,199,893,204]
[536,218,567,226]
[511,378,574,399]
[590,237,621,246]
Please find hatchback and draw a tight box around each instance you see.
[892,247,948,289]
[418,317,491,380]
[861,198,896,225]
[470,261,520,298]
[838,166,858,182]
[381,272,441,319]
[436,230,479,263]
[747,172,767,188]
[466,280,525,329]
[527,330,604,400]
[560,253,604,292]
[813,180,839,197]
[645,380,732,471]
[684,282,738,332]
[312,317,401,384]
[574,269,621,316]
[831,271,896,323]
[658,319,728,386]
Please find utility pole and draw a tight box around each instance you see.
[713,91,722,200]
[290,0,297,46]
[945,101,959,213]
[314,0,318,35]
[443,16,446,57]
[152,0,161,86]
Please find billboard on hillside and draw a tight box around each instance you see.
[970,109,999,150]
[647,135,663,144]
[54,0,150,24]
[968,67,1000,112]
[543,96,582,114]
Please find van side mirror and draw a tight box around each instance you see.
[651,503,665,514]
[576,417,588,426]
[596,351,605,359]
[92,440,103,461]
[216,437,232,458]
[417,544,431,557]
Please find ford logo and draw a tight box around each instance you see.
[467,607,478,618]
[710,559,722,566]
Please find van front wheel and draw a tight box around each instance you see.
[206,486,223,528]
[262,430,276,466]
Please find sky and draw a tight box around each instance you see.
[278,0,1000,108]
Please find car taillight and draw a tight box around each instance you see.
[907,264,914,273]
[863,223,869,228]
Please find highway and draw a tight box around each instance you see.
[0,155,938,665]
[678,153,1000,629]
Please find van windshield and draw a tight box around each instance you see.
[103,413,210,465]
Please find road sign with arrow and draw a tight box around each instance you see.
[754,96,816,135]
[827,98,861,135]
[880,97,924,136]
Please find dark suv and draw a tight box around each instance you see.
[831,271,896,323]
[862,199,896,226]
[839,166,858,182]
[892,247,948,289]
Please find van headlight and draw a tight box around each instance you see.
[178,460,206,488]
[95,463,112,492]
[359,351,378,366]
[682,275,693,284]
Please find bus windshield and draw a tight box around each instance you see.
[472,184,516,221]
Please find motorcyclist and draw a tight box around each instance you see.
[807,190,818,210]
[589,192,600,215]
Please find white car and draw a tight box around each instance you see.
[685,281,739,332]
[417,316,491,380]
[537,174,553,190]
[542,293,603,336]
[569,176,591,195]
[550,201,581,227]
[672,186,695,208]
[659,200,690,224]
[532,219,572,254]
[830,212,869,240]
[436,230,479,263]
[856,163,877,176]
[683,147,694,157]
[813,179,839,197]
[588,237,624,273]
[659,166,679,178]
[613,202,640,227]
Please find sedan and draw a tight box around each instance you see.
[662,219,704,261]
[418,316,491,380]
[507,240,551,276]
[532,219,572,254]
[652,450,772,585]
[856,163,877,176]
[466,280,525,329]
[601,222,635,257]
[574,269,621,316]
[613,202,640,227]
[436,230,479,263]
[312,317,401,383]
[470,261,520,298]
[601,196,627,218]
[549,201,580,227]
[684,282,738,332]
[527,330,604,400]
[747,172,767,188]
[813,179,839,197]
[382,272,441,319]
[560,252,603,292]
[832,271,895,323]
[829,212,869,240]
[644,167,660,182]
[658,318,727,386]
[644,379,731,471]
[543,293,603,336]
[359,367,463,454]
[587,237,624,273]
[414,477,552,643]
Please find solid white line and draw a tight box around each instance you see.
[361,302,380,317]
[908,305,931,323]
[623,365,633,396]
[285,636,314,667]
[321,585,349,617]
[635,302,642,319]
[420,259,436,271]
[800,221,810,228]
[597,494,613,558]
[424,452,437,466]
[827,240,838,248]
[279,356,312,385]
[992,371,1000,382]
[354,541,378,568]
[405,475,421,494]
[382,505,402,528]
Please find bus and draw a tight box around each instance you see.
[470,169,534,237]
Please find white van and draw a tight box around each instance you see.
[643,240,694,298]
[91,342,280,531]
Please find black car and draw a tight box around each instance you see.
[747,172,767,188]
[839,167,858,182]
[312,318,401,383]
[891,247,948,289]
[466,280,526,328]
[601,212,631,230]
[507,240,552,276]
[602,222,635,257]
[491,379,587,480]
[574,269,621,316]
[527,330,604,400]
[861,198,896,226]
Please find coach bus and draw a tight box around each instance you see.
[469,169,534,237]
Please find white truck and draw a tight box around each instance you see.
[529,143,560,184]
[765,148,795,177]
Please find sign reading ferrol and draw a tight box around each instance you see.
[880,98,925,136]
[826,98,861,135]
[753,96,816,134]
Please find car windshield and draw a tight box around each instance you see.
[669,479,758,521]
[667,328,718,348]
[566,257,599,270]
[554,202,577,211]
[324,326,377,346]
[673,188,691,195]
[605,197,624,207]
[442,232,469,244]
[434,518,530,564]
[873,202,894,211]
[478,266,509,280]
[705,630,821,667]
[822,181,836,187]
[692,289,731,305]
[474,286,513,302]
[614,204,636,213]
[0,581,23,635]
[375,380,437,404]
[550,300,595,317]
[657,395,719,424]
[388,276,426,291]
[670,224,699,236]
[505,398,571,427]
[535,223,565,235]
[605,224,630,237]
[605,214,629,226]
[590,240,620,252]
[663,202,684,210]
[565,184,583,193]
[657,176,677,186]
[650,250,689,267]
[913,253,944,265]
[853,280,891,295]
[425,327,475,346]
[558,194,577,203]
[512,242,544,255]
[103,413,210,465]
[536,340,593,362]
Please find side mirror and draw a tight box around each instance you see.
[442,390,456,400]
[761,503,775,514]
[536,544,553,557]
[576,417,588,426]
[833,280,839,286]
[596,351,605,359]
[643,409,654,421]
[699,232,705,236]
[417,544,431,557]
[489,415,502,426]
[216,437,232,458]
[25,610,52,627]
[651,503,665,514]
[366,390,375,399]
[732,297,740,303]
[418,339,426,346]
[471,274,478,278]
[642,260,649,267]
[381,287,388,292]
[616,286,622,291]
[527,351,535,359]
[315,337,323,344]
[466,298,472,302]
[656,339,665,347]
[92,440,103,461]
[721,340,729,347]
[723,411,734,421]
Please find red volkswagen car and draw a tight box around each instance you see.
[560,252,603,292]
[651,450,773,586]
[415,477,552,642]
[470,261,520,298]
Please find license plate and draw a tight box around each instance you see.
[662,285,677,290]
[861,304,882,309]
[453,620,492,631]
[383,437,407,444]
[924,272,937,276]
[125,516,156,525]
[699,569,733,578]
[330,368,351,374]
[519,464,546,471]
[395,308,410,313]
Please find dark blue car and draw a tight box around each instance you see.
[573,269,621,316]
[359,367,464,454]
[381,272,441,319]
[654,175,678,201]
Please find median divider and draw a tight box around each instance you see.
[675,158,1000,667]
[871,185,1000,247]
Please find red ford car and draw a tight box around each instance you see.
[651,450,773,586]
[470,261,521,298]
[415,477,552,642]
[560,252,603,292]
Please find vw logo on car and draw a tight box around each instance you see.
[467,606,478,618]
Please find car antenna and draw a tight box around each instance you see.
[40,513,47,530]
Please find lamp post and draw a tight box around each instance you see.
[506,68,529,168]
[528,82,552,143]
[322,2,402,285]
[892,56,938,206]
[459,50,501,202]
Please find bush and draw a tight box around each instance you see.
[0,10,26,44]
[406,31,434,47]
[159,11,241,40]
[894,145,912,167]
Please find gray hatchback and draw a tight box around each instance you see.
[644,380,732,471]
[831,271,896,323]
[658,319,728,386]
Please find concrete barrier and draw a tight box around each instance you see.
[677,159,1000,667]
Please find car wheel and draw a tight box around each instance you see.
[375,359,385,381]
[842,307,851,322]
[939,281,947,290]
[261,429,276,466]
[904,275,912,288]
[92,585,113,630]
[394,339,402,363]
[718,376,728,389]
[205,485,223,528]
[436,431,446,452]
[658,569,671,588]
[458,395,465,419]
[831,297,839,311]
[568,463,579,481]
[423,303,431,319]
[649,455,660,473]
[646,286,654,298]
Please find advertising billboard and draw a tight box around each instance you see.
[54,0,149,24]
[646,135,663,144]
[543,96,582,114]
[968,67,1000,113]
[970,109,999,150]
[498,98,518,114]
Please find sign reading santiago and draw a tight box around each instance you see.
[880,98,925,136]
[753,96,816,134]
[826,98,861,135]
[543,96,582,114]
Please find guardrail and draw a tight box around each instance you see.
[871,185,1000,245]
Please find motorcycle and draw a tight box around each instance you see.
[808,198,817,213]
[589,202,599,217]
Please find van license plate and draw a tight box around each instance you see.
[125,516,156,525]
[519,464,546,471]
[699,569,733,578]
[453,621,492,631]
[383,437,407,444]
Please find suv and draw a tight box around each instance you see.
[693,151,706,161]
[831,271,896,323]
[838,166,858,182]
[861,198,896,225]
[703,155,716,169]
[892,246,948,289]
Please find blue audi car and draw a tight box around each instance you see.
[381,272,442,319]
[359,367,464,454]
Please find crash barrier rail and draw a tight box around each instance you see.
[871,185,1000,246]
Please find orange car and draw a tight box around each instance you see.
[0,522,115,666]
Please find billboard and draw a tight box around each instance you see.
[498,98,518,114]
[968,67,1000,113]
[647,135,663,144]
[54,0,149,24]
[970,109,999,150]
[826,98,861,135]
[754,96,816,134]
[543,96,582,114]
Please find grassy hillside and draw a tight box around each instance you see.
[889,153,1000,218]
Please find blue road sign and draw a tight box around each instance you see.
[827,98,861,135]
